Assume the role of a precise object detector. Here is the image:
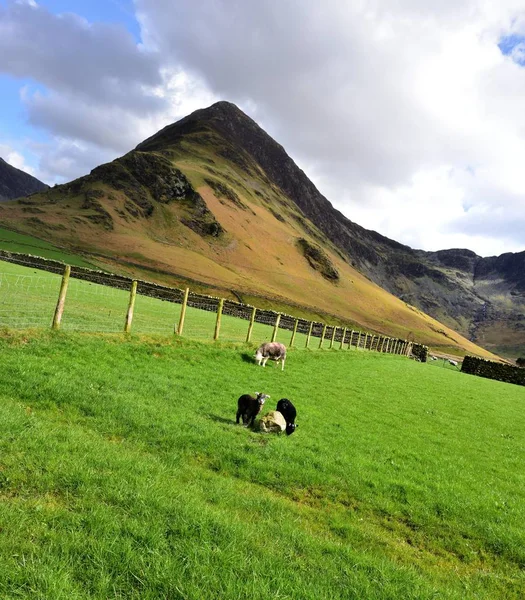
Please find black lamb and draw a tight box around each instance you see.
[276,398,298,436]
[236,392,269,427]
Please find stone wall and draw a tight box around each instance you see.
[411,343,429,363]
[461,355,525,386]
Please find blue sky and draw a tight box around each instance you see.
[498,33,525,59]
[0,0,141,171]
[1,0,525,257]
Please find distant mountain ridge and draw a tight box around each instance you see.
[0,157,48,201]
[0,102,521,357]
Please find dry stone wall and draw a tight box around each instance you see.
[461,355,525,386]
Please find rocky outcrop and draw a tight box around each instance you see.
[297,238,339,282]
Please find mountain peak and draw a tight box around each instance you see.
[136,100,258,153]
[0,156,48,202]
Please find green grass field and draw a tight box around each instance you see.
[0,259,335,347]
[0,330,523,599]
[0,227,96,268]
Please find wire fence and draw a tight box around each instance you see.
[0,250,427,358]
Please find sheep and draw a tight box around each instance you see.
[255,342,287,371]
[236,392,270,427]
[276,398,298,436]
[448,359,459,367]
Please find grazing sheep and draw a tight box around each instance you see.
[236,392,270,427]
[255,342,287,371]
[276,398,298,436]
[448,359,459,367]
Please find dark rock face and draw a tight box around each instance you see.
[430,249,478,272]
[89,152,202,218]
[297,238,339,282]
[0,157,48,201]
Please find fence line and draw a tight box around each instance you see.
[0,249,428,358]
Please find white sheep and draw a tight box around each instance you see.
[255,342,287,371]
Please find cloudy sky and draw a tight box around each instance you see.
[1,0,525,256]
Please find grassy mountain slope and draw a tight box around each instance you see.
[138,102,525,358]
[0,104,501,358]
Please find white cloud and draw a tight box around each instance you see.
[2,0,525,255]
[0,0,169,182]
[134,0,525,256]
[0,143,37,176]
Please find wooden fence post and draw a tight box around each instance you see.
[340,327,347,350]
[348,330,354,350]
[246,306,257,343]
[290,319,298,347]
[305,322,313,348]
[271,313,281,343]
[214,298,224,341]
[319,324,327,349]
[330,326,337,349]
[124,280,138,334]
[364,333,368,350]
[52,264,71,330]
[176,287,189,335]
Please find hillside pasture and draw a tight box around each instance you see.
[0,331,523,599]
[0,259,335,347]
[0,227,97,268]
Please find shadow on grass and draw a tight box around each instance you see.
[207,413,236,426]
[240,352,255,364]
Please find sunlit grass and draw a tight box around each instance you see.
[0,260,349,347]
[0,330,523,599]
[0,227,96,268]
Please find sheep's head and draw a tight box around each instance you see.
[286,423,298,436]
[255,392,270,406]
